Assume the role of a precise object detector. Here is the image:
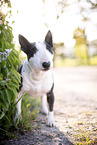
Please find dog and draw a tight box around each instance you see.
[15,30,55,127]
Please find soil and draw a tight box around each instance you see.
[1,66,97,145]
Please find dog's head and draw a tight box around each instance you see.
[19,30,54,71]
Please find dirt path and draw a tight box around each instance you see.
[2,66,97,144]
[53,66,97,144]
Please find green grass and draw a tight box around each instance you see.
[19,94,40,131]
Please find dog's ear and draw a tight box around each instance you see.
[45,30,53,47]
[19,34,30,55]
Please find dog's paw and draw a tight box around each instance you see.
[47,111,55,127]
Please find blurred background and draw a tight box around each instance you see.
[1,0,97,66]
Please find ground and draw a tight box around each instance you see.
[1,66,97,145]
[54,66,97,144]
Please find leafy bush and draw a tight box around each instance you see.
[0,1,21,131]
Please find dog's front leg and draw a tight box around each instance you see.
[14,91,22,124]
[41,95,48,115]
[47,90,55,127]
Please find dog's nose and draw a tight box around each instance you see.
[42,61,50,70]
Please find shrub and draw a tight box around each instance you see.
[0,1,21,131]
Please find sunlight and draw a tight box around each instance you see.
[10,0,79,47]
[4,0,97,48]
[10,0,46,44]
[1,4,9,15]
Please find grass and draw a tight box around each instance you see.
[19,94,41,131]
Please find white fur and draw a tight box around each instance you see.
[47,111,55,127]
[40,95,48,115]
[21,59,53,97]
[15,41,55,126]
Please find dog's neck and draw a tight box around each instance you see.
[24,59,48,81]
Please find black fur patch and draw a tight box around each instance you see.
[50,83,54,92]
[18,64,23,92]
[47,83,54,111]
[28,43,38,61]
[45,42,53,54]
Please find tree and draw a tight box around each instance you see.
[74,27,89,64]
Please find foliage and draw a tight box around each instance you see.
[0,94,40,141]
[0,0,21,131]
[53,42,65,66]
[0,0,11,7]
[0,2,40,141]
[58,0,97,20]
[74,27,89,65]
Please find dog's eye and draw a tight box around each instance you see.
[33,46,37,51]
[46,45,53,54]
[28,45,38,60]
[31,46,38,54]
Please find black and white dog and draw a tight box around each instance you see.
[15,30,55,127]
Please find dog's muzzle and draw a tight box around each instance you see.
[42,61,50,71]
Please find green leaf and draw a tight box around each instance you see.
[7,83,12,90]
[0,112,5,119]
[7,56,13,67]
[7,86,18,102]
[10,76,19,84]
[12,70,21,82]
[11,49,19,58]
[11,82,19,89]
[0,97,8,111]
[12,86,18,96]
[0,73,3,78]
[5,89,11,104]
[0,73,3,81]
[0,90,9,109]
[0,80,8,86]
[0,77,3,81]
[1,60,6,68]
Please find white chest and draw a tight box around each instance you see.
[22,68,53,97]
